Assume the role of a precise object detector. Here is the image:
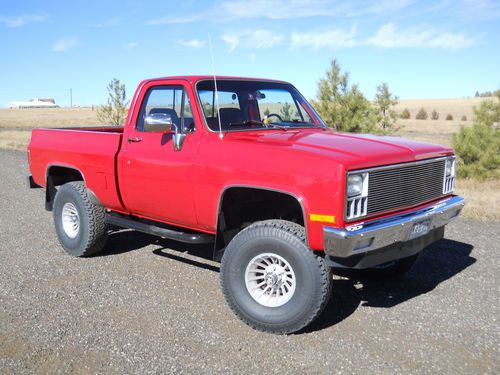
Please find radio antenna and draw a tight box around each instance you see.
[208,33,223,140]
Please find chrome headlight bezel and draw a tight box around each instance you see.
[444,157,456,177]
[345,172,369,220]
[346,173,368,198]
[443,156,456,194]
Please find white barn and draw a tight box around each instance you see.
[8,98,59,109]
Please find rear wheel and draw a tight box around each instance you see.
[220,220,332,334]
[53,181,107,257]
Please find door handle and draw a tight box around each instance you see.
[127,137,143,143]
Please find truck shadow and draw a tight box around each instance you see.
[304,238,475,333]
[99,231,475,334]
[100,229,219,272]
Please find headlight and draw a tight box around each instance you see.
[346,173,368,197]
[445,157,455,177]
[347,174,363,197]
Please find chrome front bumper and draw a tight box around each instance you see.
[324,196,465,258]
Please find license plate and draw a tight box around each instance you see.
[409,219,431,239]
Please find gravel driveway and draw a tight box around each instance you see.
[1,149,498,374]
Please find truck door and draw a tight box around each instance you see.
[119,82,199,227]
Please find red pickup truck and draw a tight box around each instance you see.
[28,75,465,334]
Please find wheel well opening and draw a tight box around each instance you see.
[215,187,305,256]
[45,166,84,211]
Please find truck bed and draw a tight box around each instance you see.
[28,126,125,211]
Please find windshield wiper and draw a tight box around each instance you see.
[229,119,264,127]
[229,120,288,130]
[288,120,316,126]
[266,124,288,130]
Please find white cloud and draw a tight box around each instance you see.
[218,0,337,20]
[221,34,240,52]
[126,41,138,50]
[291,28,357,49]
[365,0,415,14]
[367,22,476,49]
[52,37,79,52]
[0,14,47,28]
[90,17,122,28]
[179,39,206,48]
[146,0,345,24]
[221,29,284,51]
[146,14,202,25]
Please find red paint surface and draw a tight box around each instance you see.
[28,76,454,250]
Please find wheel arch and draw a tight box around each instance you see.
[214,184,309,260]
[45,164,101,211]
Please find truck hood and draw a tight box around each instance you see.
[226,128,453,169]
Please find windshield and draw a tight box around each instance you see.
[196,80,326,132]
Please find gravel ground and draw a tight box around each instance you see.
[1,149,499,374]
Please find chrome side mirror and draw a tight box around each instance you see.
[171,124,187,152]
[144,113,173,132]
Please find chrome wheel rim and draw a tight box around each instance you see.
[61,202,80,239]
[245,253,296,307]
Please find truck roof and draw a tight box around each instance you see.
[142,75,290,85]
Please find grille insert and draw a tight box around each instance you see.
[367,159,445,215]
[346,158,447,221]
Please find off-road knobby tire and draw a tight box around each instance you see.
[53,181,107,257]
[220,220,332,334]
[360,253,420,279]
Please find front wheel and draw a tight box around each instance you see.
[220,220,332,334]
[53,181,108,257]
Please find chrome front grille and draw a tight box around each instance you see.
[345,158,449,221]
[366,159,445,216]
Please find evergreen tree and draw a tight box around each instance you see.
[374,82,399,133]
[97,78,129,126]
[453,92,500,179]
[310,59,376,133]
[280,103,292,120]
[415,107,428,120]
[400,108,411,119]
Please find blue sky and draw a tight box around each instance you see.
[0,0,499,107]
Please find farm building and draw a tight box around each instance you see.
[8,98,59,109]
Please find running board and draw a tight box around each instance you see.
[105,214,214,244]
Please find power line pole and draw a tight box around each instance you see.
[69,88,72,108]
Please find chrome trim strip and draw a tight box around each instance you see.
[39,128,124,135]
[325,195,464,258]
[347,156,452,175]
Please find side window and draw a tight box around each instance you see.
[136,86,195,132]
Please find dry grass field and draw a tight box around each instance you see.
[0,99,497,220]
[0,107,102,129]
[394,97,488,146]
[0,107,103,151]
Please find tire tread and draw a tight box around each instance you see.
[54,181,107,256]
[220,219,332,334]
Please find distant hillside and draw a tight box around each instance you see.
[394,97,494,121]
